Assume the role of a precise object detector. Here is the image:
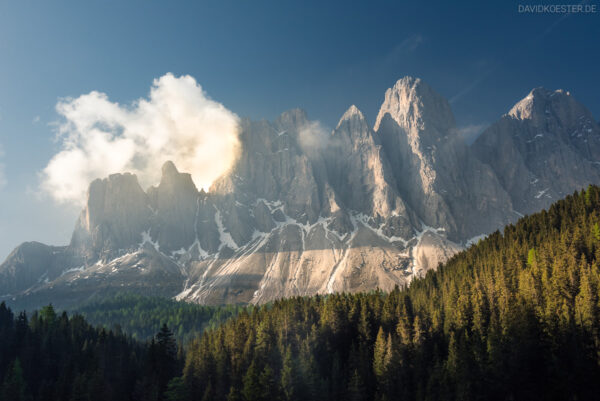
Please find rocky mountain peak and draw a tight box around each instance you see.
[473,86,600,216]
[374,76,455,135]
[148,161,199,253]
[336,105,368,132]
[85,173,148,230]
[4,77,600,309]
[161,160,179,177]
[156,161,198,193]
[505,87,600,136]
[508,87,566,120]
[340,104,364,119]
[71,172,151,260]
[275,108,308,131]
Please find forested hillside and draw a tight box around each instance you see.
[3,186,600,401]
[0,303,180,401]
[76,294,246,343]
[177,186,600,401]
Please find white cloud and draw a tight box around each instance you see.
[41,73,241,205]
[0,143,6,190]
[297,120,330,156]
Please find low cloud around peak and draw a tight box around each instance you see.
[41,73,241,205]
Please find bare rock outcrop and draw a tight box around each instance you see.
[3,78,599,308]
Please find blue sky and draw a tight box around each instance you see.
[0,0,599,259]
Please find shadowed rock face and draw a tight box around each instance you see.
[374,77,514,240]
[0,242,74,296]
[327,105,408,220]
[2,78,600,308]
[147,161,199,254]
[70,173,152,262]
[472,88,600,215]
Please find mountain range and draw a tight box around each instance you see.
[2,76,599,308]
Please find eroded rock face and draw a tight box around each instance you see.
[374,77,514,240]
[0,242,74,296]
[327,105,411,224]
[147,161,199,254]
[3,78,600,308]
[70,173,152,262]
[472,88,600,215]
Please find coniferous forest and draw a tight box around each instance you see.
[76,293,246,343]
[178,186,600,401]
[0,303,180,401]
[2,186,600,400]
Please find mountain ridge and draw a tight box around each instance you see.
[2,77,599,308]
[178,185,600,401]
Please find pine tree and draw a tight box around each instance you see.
[156,323,178,395]
[164,377,189,401]
[347,369,366,401]
[527,248,538,266]
[1,359,30,401]
[242,361,262,401]
[39,304,57,325]
[259,365,277,401]
[280,348,297,401]
[226,385,242,401]
[575,267,598,331]
[373,327,393,394]
[592,223,600,241]
[157,323,177,361]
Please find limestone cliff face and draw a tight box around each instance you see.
[147,161,199,254]
[472,88,600,215]
[3,78,599,308]
[175,105,434,305]
[70,173,152,262]
[374,77,514,240]
[375,77,455,233]
[0,242,73,296]
[327,105,412,225]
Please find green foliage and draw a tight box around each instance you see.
[241,361,262,401]
[178,186,600,400]
[279,348,298,401]
[0,303,181,401]
[526,247,537,265]
[4,186,600,400]
[592,222,600,241]
[1,359,30,401]
[39,304,57,324]
[75,293,246,344]
[163,377,189,401]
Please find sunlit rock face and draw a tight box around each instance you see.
[3,78,600,308]
[374,77,514,240]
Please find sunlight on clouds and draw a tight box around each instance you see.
[41,73,241,205]
[455,123,488,144]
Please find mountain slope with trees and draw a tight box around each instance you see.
[75,293,246,344]
[0,303,180,401]
[2,186,600,400]
[178,185,600,401]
